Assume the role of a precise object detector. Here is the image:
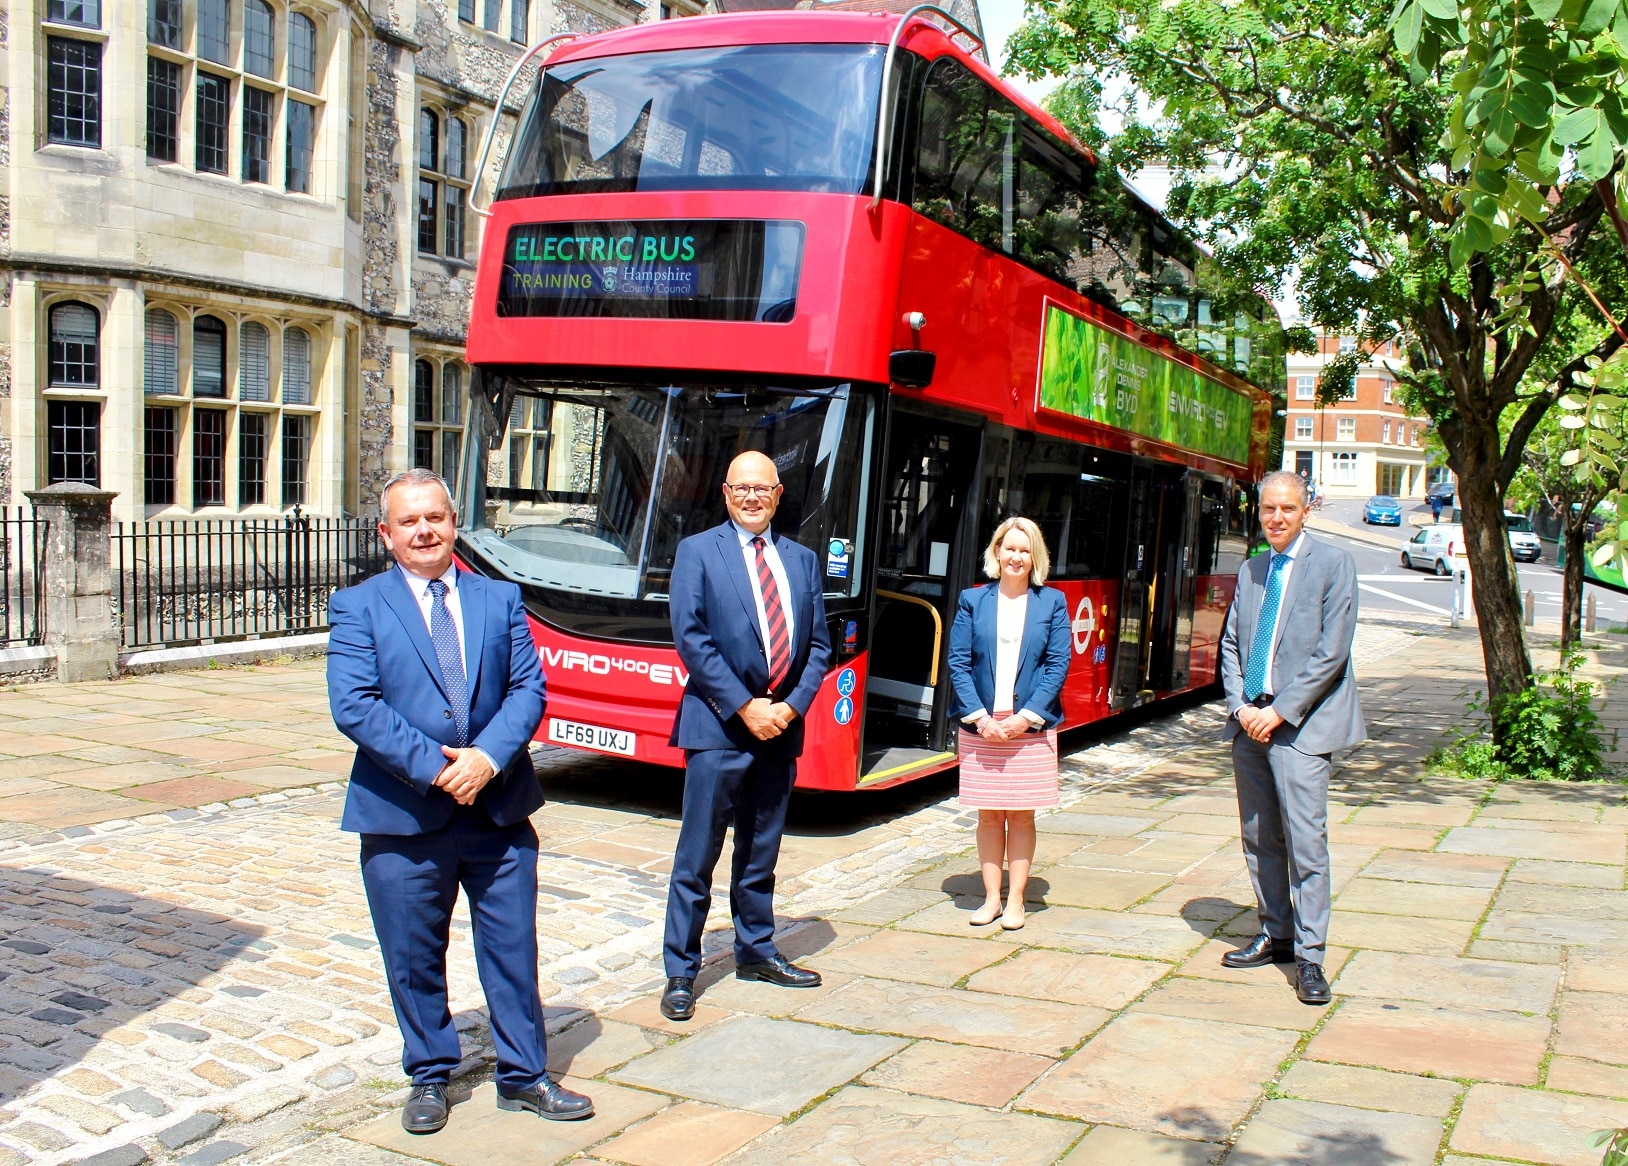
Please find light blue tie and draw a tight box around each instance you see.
[427,579,468,747]
[1243,553,1290,701]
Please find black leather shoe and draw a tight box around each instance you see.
[1220,933,1297,969]
[401,1082,449,1134]
[736,954,822,988]
[659,976,696,1021]
[1296,960,1333,1005]
[497,1078,594,1121]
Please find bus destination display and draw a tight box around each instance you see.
[497,220,804,322]
[1037,302,1255,466]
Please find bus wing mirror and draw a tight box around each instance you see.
[890,349,937,389]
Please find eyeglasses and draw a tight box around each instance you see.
[725,483,780,499]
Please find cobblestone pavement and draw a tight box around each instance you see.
[0,616,1624,1165]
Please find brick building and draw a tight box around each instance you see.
[0,0,700,522]
[1281,332,1435,500]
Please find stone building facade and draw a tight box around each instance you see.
[0,0,698,522]
[1280,332,1437,500]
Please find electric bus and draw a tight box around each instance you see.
[450,8,1282,790]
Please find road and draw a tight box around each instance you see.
[1311,496,1628,626]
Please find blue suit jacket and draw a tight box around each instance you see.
[946,584,1072,729]
[668,523,832,757]
[328,566,546,835]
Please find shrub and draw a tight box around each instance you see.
[1431,650,1605,782]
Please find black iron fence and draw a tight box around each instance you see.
[0,508,47,648]
[114,509,390,650]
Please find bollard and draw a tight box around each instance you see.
[1524,589,1535,626]
[1587,592,1597,633]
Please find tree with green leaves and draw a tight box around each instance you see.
[1007,0,1618,727]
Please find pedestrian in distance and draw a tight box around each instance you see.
[658,450,834,1022]
[1218,469,1365,1006]
[1431,491,1444,522]
[327,468,592,1134]
[946,517,1072,932]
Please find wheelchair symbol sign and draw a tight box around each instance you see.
[836,668,856,697]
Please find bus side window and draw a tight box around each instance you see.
[913,58,1010,252]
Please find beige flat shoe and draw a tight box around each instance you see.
[1000,905,1026,930]
[969,901,1003,926]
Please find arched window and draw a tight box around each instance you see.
[289,12,318,91]
[240,321,271,401]
[245,0,276,78]
[283,327,311,403]
[413,359,435,423]
[419,109,438,171]
[48,302,99,387]
[446,117,466,181]
[194,315,227,397]
[441,363,462,423]
[144,309,179,394]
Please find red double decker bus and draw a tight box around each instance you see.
[454,8,1282,791]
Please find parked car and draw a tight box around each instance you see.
[1401,523,1463,576]
[1504,512,1542,563]
[1426,479,1455,507]
[1362,495,1404,525]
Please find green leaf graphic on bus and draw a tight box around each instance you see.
[1038,304,1254,466]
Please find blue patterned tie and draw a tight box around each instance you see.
[1243,553,1290,701]
[427,579,468,747]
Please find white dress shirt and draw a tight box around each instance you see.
[963,588,1046,727]
[397,564,496,771]
[732,520,795,675]
[1257,531,1306,698]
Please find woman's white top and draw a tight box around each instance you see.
[992,589,1028,715]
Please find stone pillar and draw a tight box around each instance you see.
[26,483,121,683]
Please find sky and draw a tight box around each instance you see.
[978,0,1060,106]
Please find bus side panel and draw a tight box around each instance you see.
[1048,579,1119,727]
[792,655,865,792]
[527,619,687,769]
[1189,574,1236,687]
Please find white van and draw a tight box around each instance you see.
[1401,524,1463,576]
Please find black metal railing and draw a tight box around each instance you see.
[114,508,390,650]
[0,508,47,648]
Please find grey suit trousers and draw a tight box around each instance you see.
[1232,734,1330,965]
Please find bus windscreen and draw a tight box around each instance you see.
[496,44,884,198]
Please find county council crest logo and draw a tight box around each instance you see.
[599,265,619,294]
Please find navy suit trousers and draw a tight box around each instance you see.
[663,748,794,978]
[360,807,548,1089]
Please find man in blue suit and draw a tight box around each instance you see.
[659,451,833,1022]
[328,468,591,1133]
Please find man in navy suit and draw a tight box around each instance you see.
[328,468,591,1133]
[658,451,833,1021]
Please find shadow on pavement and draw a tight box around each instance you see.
[0,868,268,1103]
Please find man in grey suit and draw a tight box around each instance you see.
[1219,470,1365,1005]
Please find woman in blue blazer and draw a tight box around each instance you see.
[947,517,1071,930]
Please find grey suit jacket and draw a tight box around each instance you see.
[1219,533,1366,755]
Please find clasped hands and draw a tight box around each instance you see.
[434,745,495,806]
[1235,704,1284,743]
[977,714,1033,742]
[738,697,798,741]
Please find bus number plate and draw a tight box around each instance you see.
[548,718,636,757]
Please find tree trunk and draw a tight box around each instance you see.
[1561,517,1586,652]
[1452,446,1533,733]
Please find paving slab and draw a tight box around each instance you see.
[963,948,1172,1010]
[1131,976,1325,1030]
[1057,1125,1220,1164]
[607,1014,904,1117]
[1507,859,1626,887]
[1326,909,1478,956]
[1226,1098,1444,1165]
[1307,999,1550,1084]
[345,1080,665,1166]
[1554,990,1628,1066]
[1042,811,1170,837]
[1333,950,1560,1013]
[1567,949,1628,994]
[547,1018,668,1079]
[1027,866,1172,909]
[728,1085,1081,1166]
[986,903,1212,960]
[589,1101,779,1166]
[795,977,1107,1056]
[859,1040,1053,1107]
[1547,1055,1628,1099]
[1018,1012,1298,1139]
[1277,1061,1462,1117]
[807,927,1017,988]
[1349,849,1509,888]
[1438,826,1626,864]
[1451,1082,1628,1165]
[1478,910,1628,946]
[690,969,854,1017]
[1332,877,1493,920]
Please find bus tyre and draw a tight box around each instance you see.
[1435,558,1450,577]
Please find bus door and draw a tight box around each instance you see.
[862,405,982,777]
[1111,463,1205,704]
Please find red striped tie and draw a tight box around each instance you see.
[752,536,792,692]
